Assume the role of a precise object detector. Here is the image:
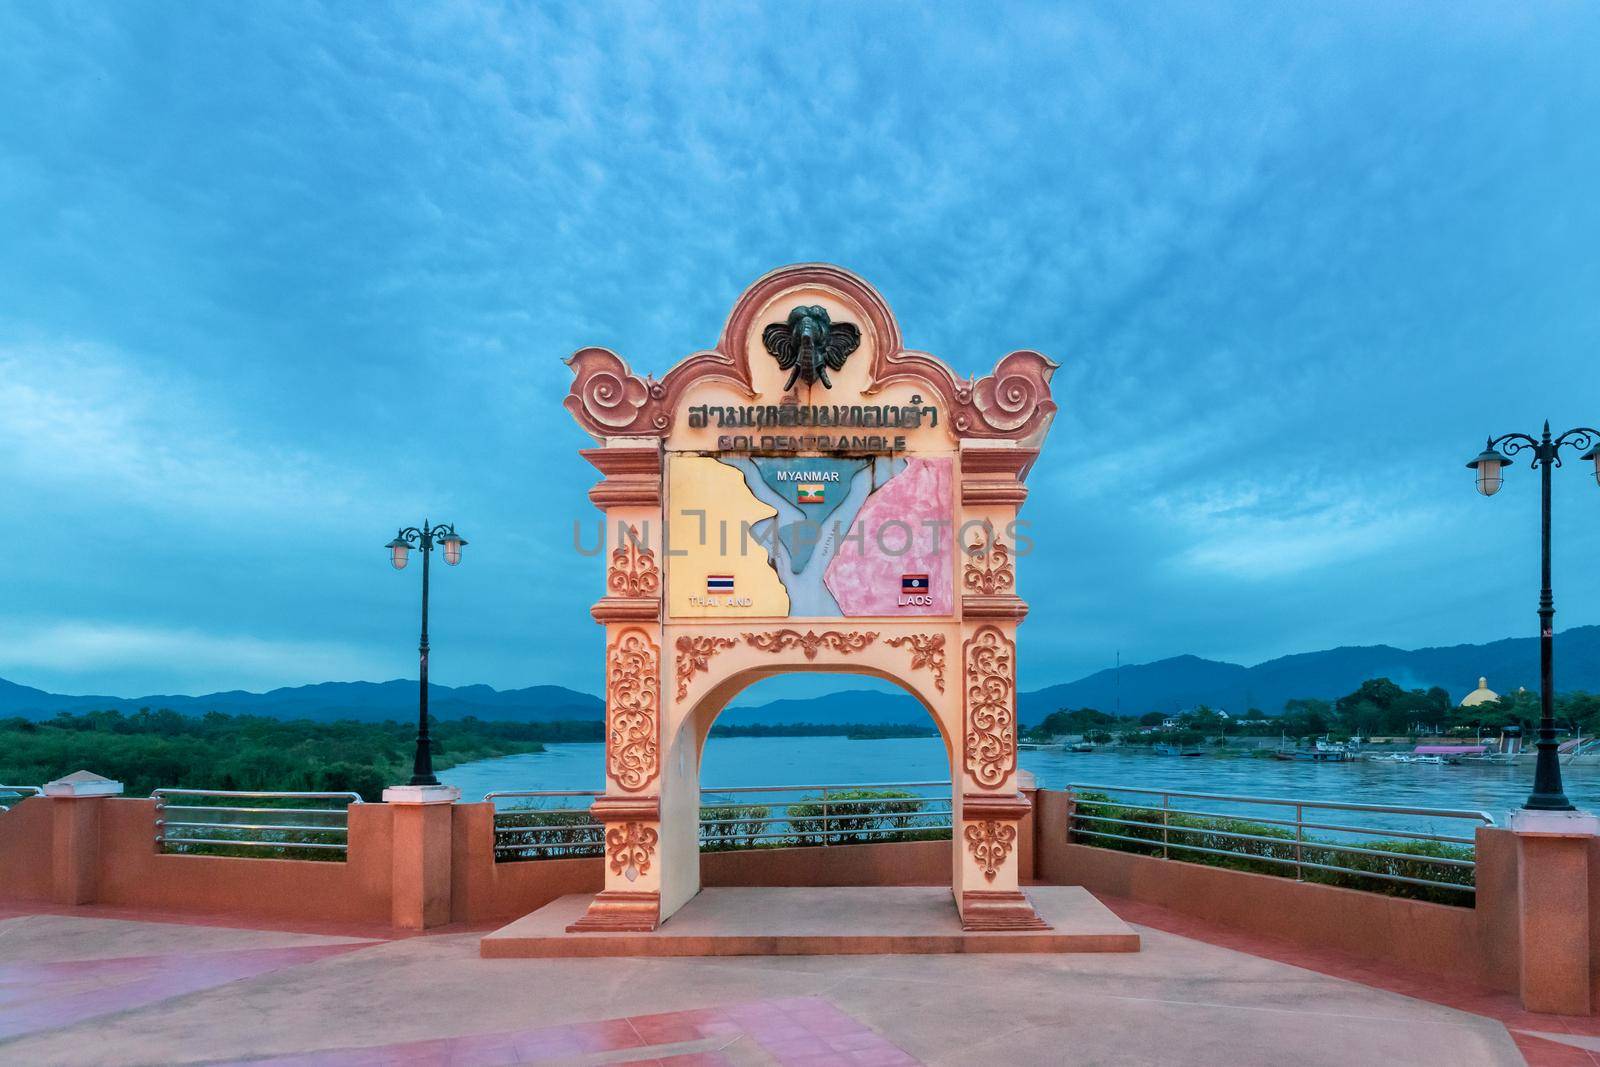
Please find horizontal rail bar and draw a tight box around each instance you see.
[1072,813,1475,869]
[157,825,348,838]
[152,804,351,817]
[704,812,947,831]
[496,821,958,853]
[1070,828,1475,894]
[158,836,348,852]
[1067,783,1493,824]
[486,783,949,802]
[701,781,950,794]
[706,826,954,844]
[153,789,362,803]
[0,785,42,796]
[494,843,605,853]
[699,797,948,810]
[1075,799,1478,846]
[495,824,604,836]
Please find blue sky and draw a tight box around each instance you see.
[1,2,1597,699]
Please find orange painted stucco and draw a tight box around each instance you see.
[6,786,1600,1015]
[0,796,53,902]
[1034,789,1523,995]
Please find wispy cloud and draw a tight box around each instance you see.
[1149,481,1437,580]
[0,3,1595,695]
[0,337,407,525]
[0,620,386,696]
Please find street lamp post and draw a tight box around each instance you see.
[385,520,468,787]
[1467,422,1599,811]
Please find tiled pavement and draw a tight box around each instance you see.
[1098,896,1600,1066]
[212,997,917,1066]
[0,897,1574,1065]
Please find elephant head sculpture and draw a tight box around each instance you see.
[761,305,861,389]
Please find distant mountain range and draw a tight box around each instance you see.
[3,625,1597,727]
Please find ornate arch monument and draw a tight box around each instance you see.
[563,263,1057,933]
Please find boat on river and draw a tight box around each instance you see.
[1275,738,1356,762]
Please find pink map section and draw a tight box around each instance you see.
[825,457,953,616]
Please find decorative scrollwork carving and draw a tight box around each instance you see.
[674,634,738,701]
[963,538,1014,597]
[963,625,1016,788]
[606,628,660,791]
[885,633,946,692]
[950,350,1058,437]
[566,267,1056,445]
[564,348,668,435]
[741,629,879,660]
[606,822,659,882]
[964,820,1017,881]
[607,530,660,599]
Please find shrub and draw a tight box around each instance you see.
[1069,791,1475,906]
[493,807,604,862]
[785,789,942,847]
[699,803,772,851]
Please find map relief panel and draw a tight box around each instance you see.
[665,454,953,618]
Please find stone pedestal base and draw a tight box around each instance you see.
[1512,809,1599,1015]
[566,890,661,932]
[959,889,1051,931]
[381,784,460,805]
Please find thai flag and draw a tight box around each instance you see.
[707,575,735,594]
[901,574,930,594]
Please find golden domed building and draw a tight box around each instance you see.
[1460,676,1500,707]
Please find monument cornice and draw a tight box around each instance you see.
[582,446,663,508]
[591,598,661,624]
[564,264,1059,453]
[961,596,1030,622]
[590,796,661,823]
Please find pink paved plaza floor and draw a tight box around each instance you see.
[0,898,1591,1066]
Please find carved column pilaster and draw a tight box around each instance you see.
[586,446,663,625]
[958,792,1048,930]
[572,443,666,932]
[953,534,1043,927]
[566,796,662,932]
[959,443,1034,623]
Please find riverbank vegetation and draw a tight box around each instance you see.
[0,709,577,800]
[1028,678,1600,746]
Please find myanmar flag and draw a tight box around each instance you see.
[797,483,825,505]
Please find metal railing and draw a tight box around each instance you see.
[0,785,41,813]
[153,789,362,859]
[1067,782,1493,900]
[488,789,604,860]
[490,781,953,863]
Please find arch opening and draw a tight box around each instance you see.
[659,666,958,919]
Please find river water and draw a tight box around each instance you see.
[440,736,1600,826]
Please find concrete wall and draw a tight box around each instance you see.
[702,839,949,889]
[0,797,53,902]
[450,802,604,924]
[1033,789,1522,994]
[0,796,962,927]
[10,787,1600,1014]
[96,799,394,924]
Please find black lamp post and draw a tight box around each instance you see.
[1467,423,1599,811]
[385,520,468,787]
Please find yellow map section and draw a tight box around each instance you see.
[667,456,790,617]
